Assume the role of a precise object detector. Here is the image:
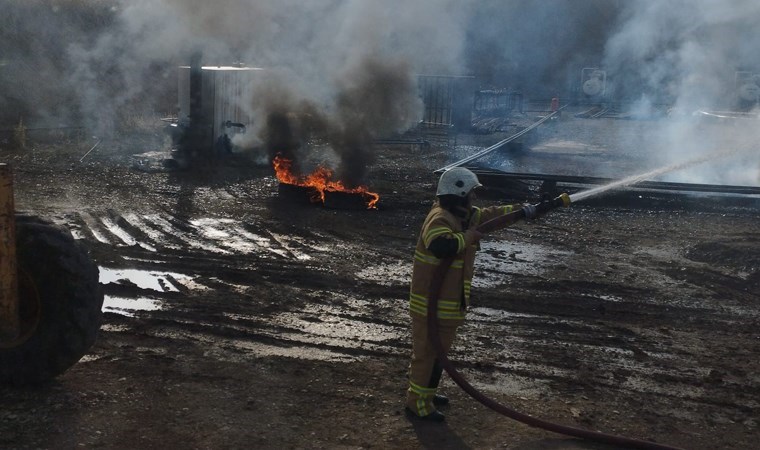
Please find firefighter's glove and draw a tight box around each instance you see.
[464,228,483,247]
[522,203,537,220]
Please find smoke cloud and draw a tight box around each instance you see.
[0,0,472,184]
[1,0,758,185]
[463,0,625,94]
[601,0,760,185]
[255,56,421,187]
[603,1,760,108]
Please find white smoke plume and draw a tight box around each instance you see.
[602,0,760,185]
[2,0,626,132]
[603,0,760,109]
[1,1,758,185]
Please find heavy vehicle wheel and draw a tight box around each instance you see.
[0,214,103,385]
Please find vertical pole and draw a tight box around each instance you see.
[0,163,19,340]
[185,51,204,163]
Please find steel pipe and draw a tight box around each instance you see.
[435,107,565,174]
[470,168,760,196]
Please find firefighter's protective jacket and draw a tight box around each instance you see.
[409,202,517,320]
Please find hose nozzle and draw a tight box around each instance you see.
[534,192,572,215]
[479,193,573,233]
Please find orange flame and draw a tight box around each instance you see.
[273,155,380,209]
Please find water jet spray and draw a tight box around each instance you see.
[569,148,744,203]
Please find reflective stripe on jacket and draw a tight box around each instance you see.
[409,202,517,320]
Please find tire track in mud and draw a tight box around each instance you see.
[56,209,349,322]
[59,208,393,298]
[61,210,318,260]
[57,209,760,430]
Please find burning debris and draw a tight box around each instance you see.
[273,155,380,209]
[257,56,420,210]
[262,105,383,209]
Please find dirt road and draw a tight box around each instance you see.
[2,115,759,449]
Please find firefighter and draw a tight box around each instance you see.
[405,167,536,422]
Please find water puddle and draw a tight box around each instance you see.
[79,212,112,244]
[100,323,132,332]
[468,307,543,322]
[74,212,327,260]
[231,224,289,257]
[475,241,573,287]
[223,338,358,363]
[122,213,181,250]
[267,231,313,260]
[219,295,406,362]
[142,214,229,254]
[264,297,401,346]
[99,267,202,317]
[273,310,399,345]
[100,216,156,252]
[354,242,572,289]
[582,293,625,303]
[102,296,164,317]
[99,267,192,292]
[474,367,555,399]
[355,261,411,286]
[156,329,359,363]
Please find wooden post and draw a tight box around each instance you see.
[0,163,19,340]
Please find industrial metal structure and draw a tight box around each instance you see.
[472,89,523,117]
[417,75,477,133]
[735,71,760,109]
[581,68,607,100]
[166,54,262,167]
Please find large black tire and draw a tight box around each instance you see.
[0,214,103,385]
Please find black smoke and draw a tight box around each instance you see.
[261,56,420,187]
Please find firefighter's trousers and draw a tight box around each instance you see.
[406,313,463,416]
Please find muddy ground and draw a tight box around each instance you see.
[1,113,759,449]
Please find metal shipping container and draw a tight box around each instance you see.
[177,65,264,152]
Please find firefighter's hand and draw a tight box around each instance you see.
[464,228,483,246]
[522,203,537,220]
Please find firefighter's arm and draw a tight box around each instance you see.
[471,204,535,235]
[423,218,480,259]
[476,204,523,224]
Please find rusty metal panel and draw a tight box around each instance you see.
[0,163,19,339]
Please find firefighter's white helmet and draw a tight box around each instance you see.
[436,167,482,197]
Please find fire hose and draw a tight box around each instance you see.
[425,193,683,450]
